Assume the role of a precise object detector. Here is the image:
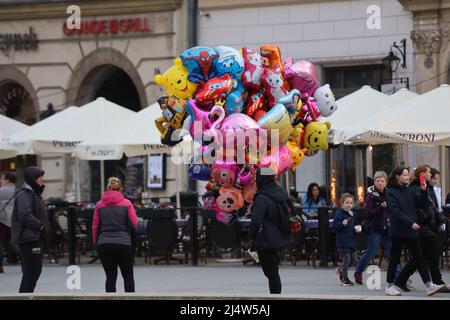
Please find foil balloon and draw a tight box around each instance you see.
[185,99,215,140]
[313,84,337,117]
[236,165,255,186]
[258,145,293,175]
[155,95,187,146]
[210,161,238,187]
[261,65,288,107]
[257,102,292,145]
[215,45,244,78]
[297,96,319,125]
[277,89,302,123]
[195,74,233,108]
[243,180,257,203]
[260,45,283,69]
[225,77,246,115]
[180,46,219,83]
[154,58,197,100]
[216,186,244,213]
[202,190,219,211]
[245,91,267,120]
[290,121,331,152]
[188,162,211,180]
[286,141,307,171]
[284,57,319,100]
[242,47,264,90]
[216,211,235,224]
[208,105,264,163]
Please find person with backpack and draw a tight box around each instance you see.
[0,171,16,273]
[354,171,396,285]
[11,166,50,293]
[333,193,362,286]
[92,177,138,293]
[248,167,291,294]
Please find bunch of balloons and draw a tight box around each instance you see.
[154,44,337,224]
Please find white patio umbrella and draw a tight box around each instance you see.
[3,97,136,199]
[0,114,28,159]
[327,85,391,145]
[73,102,196,218]
[344,88,419,144]
[72,103,173,160]
[365,84,450,145]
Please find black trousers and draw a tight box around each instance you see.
[97,244,135,293]
[398,236,444,286]
[18,240,43,293]
[258,249,281,294]
[387,237,431,285]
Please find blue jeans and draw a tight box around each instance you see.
[356,232,400,276]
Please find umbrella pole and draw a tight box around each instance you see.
[75,157,81,202]
[100,160,105,195]
[176,162,182,219]
[440,146,447,203]
[366,145,373,179]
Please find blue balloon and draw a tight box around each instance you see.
[188,163,211,180]
[180,46,219,83]
[215,46,244,78]
[224,78,246,115]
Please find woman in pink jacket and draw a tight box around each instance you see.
[92,177,138,292]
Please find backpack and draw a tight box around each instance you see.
[275,200,302,236]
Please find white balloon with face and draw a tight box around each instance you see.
[313,84,337,117]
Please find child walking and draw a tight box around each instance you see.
[333,193,362,286]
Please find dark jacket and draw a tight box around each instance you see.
[92,190,138,246]
[364,186,389,234]
[249,182,290,251]
[11,183,50,245]
[385,183,424,239]
[332,208,356,250]
[410,181,446,238]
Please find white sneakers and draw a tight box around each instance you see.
[426,283,445,296]
[385,285,402,296]
[386,283,445,296]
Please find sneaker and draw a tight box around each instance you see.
[0,265,3,273]
[385,285,402,296]
[335,268,343,281]
[247,249,259,263]
[438,284,450,293]
[406,279,416,291]
[354,272,363,285]
[426,284,445,296]
[394,281,410,292]
[341,278,354,286]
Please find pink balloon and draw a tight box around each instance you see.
[185,99,215,139]
[284,57,319,99]
[208,105,265,161]
[258,145,293,174]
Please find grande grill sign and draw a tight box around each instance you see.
[63,17,150,36]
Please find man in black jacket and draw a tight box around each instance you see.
[249,167,290,294]
[11,166,50,293]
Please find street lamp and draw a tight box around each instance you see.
[382,39,406,73]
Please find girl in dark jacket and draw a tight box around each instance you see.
[384,166,444,296]
[249,168,290,294]
[333,193,362,286]
[93,177,138,293]
[396,165,449,292]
